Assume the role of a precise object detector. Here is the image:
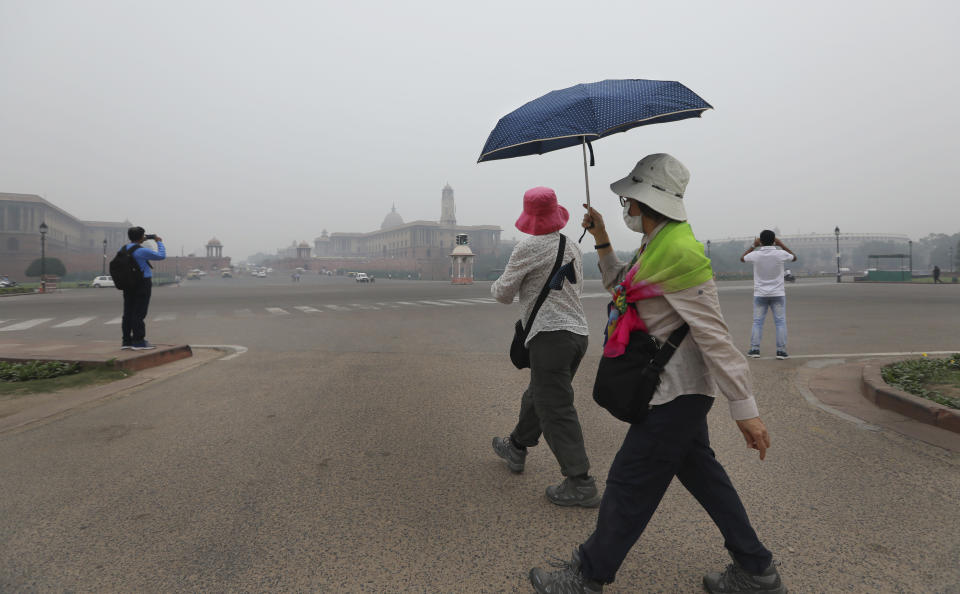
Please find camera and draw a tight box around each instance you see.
[144,234,157,240]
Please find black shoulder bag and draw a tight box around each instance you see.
[509,235,567,370]
[592,312,689,423]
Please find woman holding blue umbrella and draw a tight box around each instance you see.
[528,154,787,594]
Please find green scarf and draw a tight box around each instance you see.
[629,221,713,291]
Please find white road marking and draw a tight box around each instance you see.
[105,317,122,325]
[375,302,400,308]
[463,298,496,304]
[294,306,322,313]
[394,301,421,307]
[349,303,380,310]
[153,313,177,322]
[417,300,453,306]
[581,292,611,299]
[266,307,289,315]
[190,344,248,361]
[0,318,54,331]
[325,304,352,311]
[438,299,479,305]
[52,316,96,328]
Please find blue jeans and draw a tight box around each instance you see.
[750,296,786,351]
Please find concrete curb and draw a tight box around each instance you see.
[0,344,193,372]
[861,363,960,434]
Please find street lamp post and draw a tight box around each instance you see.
[39,221,48,292]
[102,238,108,275]
[834,226,841,283]
[706,239,711,258]
[908,240,913,280]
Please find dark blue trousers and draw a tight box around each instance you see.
[580,394,772,584]
[121,278,152,344]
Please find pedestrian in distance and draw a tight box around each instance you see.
[491,186,600,507]
[529,154,786,594]
[933,265,942,284]
[120,226,165,350]
[741,230,797,360]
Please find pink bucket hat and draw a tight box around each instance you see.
[515,187,569,235]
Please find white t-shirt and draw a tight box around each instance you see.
[743,246,795,296]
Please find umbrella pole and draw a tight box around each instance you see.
[581,137,591,208]
[578,137,593,242]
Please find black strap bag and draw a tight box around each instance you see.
[109,245,144,291]
[509,235,567,370]
[592,316,689,423]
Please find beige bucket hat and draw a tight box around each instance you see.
[609,153,689,221]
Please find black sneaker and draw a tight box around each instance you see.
[747,349,760,358]
[530,548,603,594]
[546,476,601,508]
[120,344,132,350]
[776,351,789,360]
[491,436,526,473]
[703,556,786,594]
[131,341,157,351]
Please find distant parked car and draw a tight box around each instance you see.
[92,275,115,288]
[221,270,233,278]
[186,271,201,280]
[355,273,370,283]
[0,276,17,288]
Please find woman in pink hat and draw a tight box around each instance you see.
[490,187,598,507]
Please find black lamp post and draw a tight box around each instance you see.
[39,221,48,292]
[908,240,913,280]
[834,226,841,283]
[102,237,108,275]
[706,239,711,258]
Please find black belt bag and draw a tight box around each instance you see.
[592,321,689,423]
[509,235,566,370]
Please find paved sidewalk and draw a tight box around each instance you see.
[0,340,192,371]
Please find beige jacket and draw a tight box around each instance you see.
[598,224,759,420]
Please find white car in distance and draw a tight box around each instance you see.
[92,275,115,288]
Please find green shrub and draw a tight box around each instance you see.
[0,360,81,382]
[881,355,960,409]
[24,257,67,277]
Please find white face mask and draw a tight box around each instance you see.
[622,203,645,233]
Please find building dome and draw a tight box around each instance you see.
[381,204,404,230]
[298,240,310,248]
[451,244,474,256]
[207,237,222,246]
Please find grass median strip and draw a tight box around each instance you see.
[882,354,960,409]
[0,360,132,396]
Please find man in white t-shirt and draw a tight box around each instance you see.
[741,230,797,359]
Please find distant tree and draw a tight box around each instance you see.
[24,258,66,278]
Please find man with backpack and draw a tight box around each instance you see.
[114,226,165,350]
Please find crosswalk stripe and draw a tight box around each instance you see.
[266,307,289,315]
[0,318,54,331]
[418,300,453,306]
[438,299,478,305]
[325,304,352,311]
[153,313,177,322]
[375,302,401,308]
[294,306,322,313]
[105,317,122,325]
[463,298,496,304]
[52,316,96,328]
[394,301,421,307]
[349,303,380,310]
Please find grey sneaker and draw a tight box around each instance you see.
[546,476,601,508]
[131,341,156,350]
[491,436,526,473]
[776,351,789,360]
[747,349,760,358]
[703,555,786,594]
[530,548,603,594]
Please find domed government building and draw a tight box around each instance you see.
[310,184,501,280]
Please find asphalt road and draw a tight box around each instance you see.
[1,276,959,592]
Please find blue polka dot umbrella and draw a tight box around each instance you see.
[478,79,711,212]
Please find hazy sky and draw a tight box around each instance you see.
[1,1,957,259]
